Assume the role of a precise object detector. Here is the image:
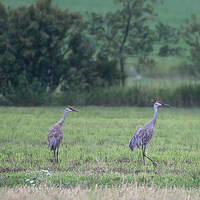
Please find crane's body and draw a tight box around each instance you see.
[48,120,63,156]
[48,107,78,162]
[129,101,169,166]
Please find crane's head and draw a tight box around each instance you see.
[154,100,170,108]
[65,106,79,112]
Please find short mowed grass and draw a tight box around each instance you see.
[0,106,199,188]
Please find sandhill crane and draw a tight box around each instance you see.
[48,107,79,162]
[129,100,170,166]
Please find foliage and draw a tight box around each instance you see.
[51,80,200,107]
[0,0,81,99]
[0,0,200,106]
[155,22,181,56]
[61,32,120,91]
[183,15,200,76]
[87,0,158,86]
[136,56,157,77]
[0,79,200,106]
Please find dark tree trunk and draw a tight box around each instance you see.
[119,2,132,87]
[119,54,125,87]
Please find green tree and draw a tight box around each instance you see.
[156,22,181,56]
[0,0,81,100]
[87,0,158,86]
[183,15,200,76]
[61,32,120,91]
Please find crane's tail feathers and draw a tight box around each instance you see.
[50,145,56,151]
[49,138,57,151]
[129,137,137,152]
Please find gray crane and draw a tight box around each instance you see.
[129,100,170,166]
[48,107,79,162]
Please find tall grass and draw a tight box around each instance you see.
[0,184,200,200]
[41,80,200,107]
[1,80,200,106]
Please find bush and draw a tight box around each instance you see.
[0,80,200,106]
[61,32,120,91]
[0,0,80,101]
[183,15,200,76]
[50,81,200,107]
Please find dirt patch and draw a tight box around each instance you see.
[158,148,166,152]
[112,168,135,174]
[71,167,146,175]
[72,161,81,167]
[183,160,192,165]
[117,157,130,163]
[170,169,181,175]
[0,167,26,173]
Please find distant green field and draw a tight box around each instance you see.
[0,0,116,13]
[0,0,200,26]
[0,106,199,188]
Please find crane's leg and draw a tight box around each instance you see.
[142,145,146,165]
[56,148,59,163]
[53,149,56,162]
[142,145,156,166]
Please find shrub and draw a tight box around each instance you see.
[183,15,200,77]
[51,81,200,107]
[61,32,120,92]
[0,0,81,102]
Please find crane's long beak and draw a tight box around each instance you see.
[162,103,170,107]
[72,108,79,112]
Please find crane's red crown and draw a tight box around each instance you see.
[156,100,162,104]
[68,106,73,110]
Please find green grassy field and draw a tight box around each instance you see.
[0,106,199,189]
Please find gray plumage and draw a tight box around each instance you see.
[129,100,170,166]
[48,107,78,162]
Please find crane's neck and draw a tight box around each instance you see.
[58,111,68,126]
[152,105,158,127]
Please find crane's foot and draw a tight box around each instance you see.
[153,162,158,167]
[50,157,58,163]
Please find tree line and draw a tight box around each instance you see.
[0,0,199,104]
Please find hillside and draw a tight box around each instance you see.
[0,0,199,26]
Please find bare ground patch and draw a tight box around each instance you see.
[0,167,26,173]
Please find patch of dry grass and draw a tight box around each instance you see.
[0,185,199,200]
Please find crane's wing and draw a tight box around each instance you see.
[129,128,143,152]
[129,128,153,151]
[48,125,63,150]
